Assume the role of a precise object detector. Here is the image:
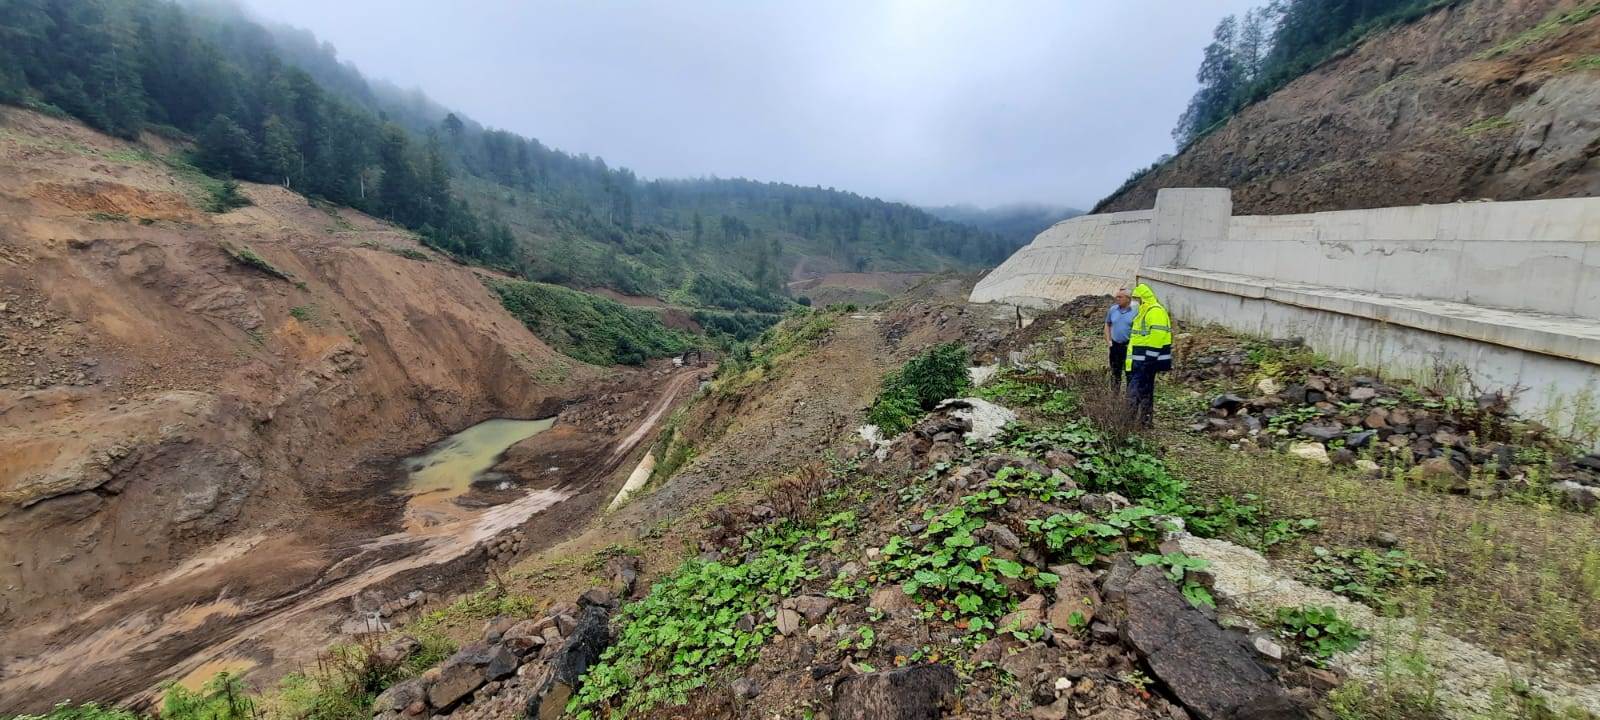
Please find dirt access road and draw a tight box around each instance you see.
[0,367,702,713]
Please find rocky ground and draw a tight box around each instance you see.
[331,290,1600,720]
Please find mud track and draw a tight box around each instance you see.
[0,369,701,713]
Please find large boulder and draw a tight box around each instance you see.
[526,604,613,720]
[1107,565,1303,720]
[427,642,518,710]
[832,665,958,720]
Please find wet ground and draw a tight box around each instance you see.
[0,369,702,714]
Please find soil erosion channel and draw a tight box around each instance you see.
[0,371,698,713]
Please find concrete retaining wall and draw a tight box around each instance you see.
[970,188,1600,438]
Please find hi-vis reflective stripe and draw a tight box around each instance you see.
[1146,324,1171,332]
[1157,354,1172,360]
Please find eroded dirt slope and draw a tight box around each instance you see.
[0,108,672,709]
[1100,0,1600,214]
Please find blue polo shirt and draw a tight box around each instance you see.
[1106,304,1136,344]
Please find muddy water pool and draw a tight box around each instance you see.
[400,417,554,531]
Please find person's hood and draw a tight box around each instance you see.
[1131,283,1161,307]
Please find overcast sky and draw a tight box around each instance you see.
[242,0,1256,209]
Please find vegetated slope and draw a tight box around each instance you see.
[924,203,1084,248]
[0,0,1010,312]
[1098,0,1600,214]
[0,106,601,664]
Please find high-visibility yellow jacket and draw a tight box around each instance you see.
[1125,283,1173,372]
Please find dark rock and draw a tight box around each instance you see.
[428,642,517,710]
[482,615,517,643]
[1211,394,1248,415]
[979,522,1023,551]
[998,642,1052,677]
[811,662,841,680]
[373,678,426,714]
[577,587,616,608]
[1047,564,1100,630]
[1111,566,1303,720]
[731,676,761,701]
[526,604,613,720]
[1371,531,1400,548]
[832,665,959,720]
[1297,421,1344,442]
[1278,384,1307,404]
[869,586,919,614]
[375,635,422,666]
[1344,430,1376,449]
[776,607,803,636]
[788,594,837,622]
[1043,450,1077,470]
[1553,481,1600,511]
[1330,449,1356,467]
[605,554,642,598]
[1575,454,1600,473]
[1079,492,1131,515]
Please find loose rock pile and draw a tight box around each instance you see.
[1186,343,1600,510]
[370,555,640,720]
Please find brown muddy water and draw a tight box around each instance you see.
[400,417,555,531]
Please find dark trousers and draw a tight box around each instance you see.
[1127,363,1157,427]
[1108,341,1127,389]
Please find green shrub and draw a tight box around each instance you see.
[491,280,697,366]
[160,672,254,720]
[1277,605,1368,662]
[867,343,970,434]
[220,241,291,281]
[205,178,251,213]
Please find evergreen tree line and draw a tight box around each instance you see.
[1173,0,1449,146]
[0,0,514,261]
[0,0,1012,307]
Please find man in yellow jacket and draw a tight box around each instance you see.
[1124,283,1173,428]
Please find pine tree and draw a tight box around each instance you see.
[260,114,299,186]
[196,114,257,177]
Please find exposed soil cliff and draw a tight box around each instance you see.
[0,109,707,710]
[1099,0,1600,214]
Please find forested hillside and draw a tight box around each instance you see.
[1099,0,1600,214]
[0,0,1011,310]
[1171,0,1454,146]
[924,203,1083,248]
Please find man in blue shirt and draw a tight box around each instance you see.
[1105,288,1136,388]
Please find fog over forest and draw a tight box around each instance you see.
[239,0,1256,209]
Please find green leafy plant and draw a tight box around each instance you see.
[867,343,971,435]
[1303,546,1443,610]
[1276,605,1368,663]
[568,523,815,718]
[1135,551,1216,608]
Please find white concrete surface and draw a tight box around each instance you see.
[969,210,1151,307]
[970,189,1600,439]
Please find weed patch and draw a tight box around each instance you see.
[1303,546,1443,612]
[867,342,970,435]
[568,523,816,718]
[1276,605,1368,664]
[219,241,291,281]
